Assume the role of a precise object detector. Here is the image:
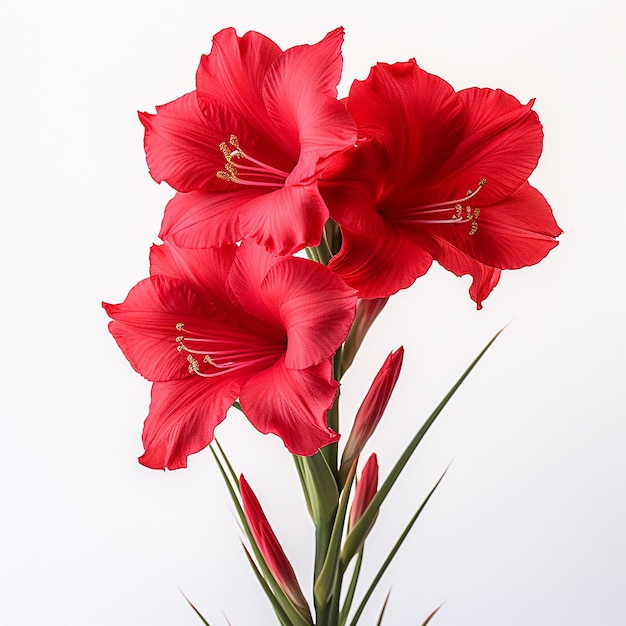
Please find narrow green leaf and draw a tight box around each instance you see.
[338,549,364,626]
[314,462,356,606]
[180,590,212,626]
[293,455,314,520]
[375,590,392,626]
[342,329,502,565]
[347,471,447,626]
[300,452,339,524]
[420,604,443,626]
[213,438,239,486]
[241,543,292,626]
[209,445,312,626]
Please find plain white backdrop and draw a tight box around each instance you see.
[1,0,625,624]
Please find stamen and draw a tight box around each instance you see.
[174,322,283,378]
[406,179,486,235]
[216,134,290,188]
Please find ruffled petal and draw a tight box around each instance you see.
[346,61,465,200]
[104,276,217,382]
[240,356,339,456]
[329,224,433,299]
[320,138,389,233]
[140,92,236,192]
[263,28,356,181]
[260,256,356,369]
[224,239,277,316]
[149,241,237,310]
[433,256,501,310]
[435,89,544,205]
[238,183,329,255]
[159,189,255,249]
[195,28,283,141]
[139,376,241,470]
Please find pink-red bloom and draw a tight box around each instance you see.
[348,453,378,534]
[103,240,357,469]
[240,475,311,619]
[320,61,562,308]
[140,27,356,256]
[340,348,403,481]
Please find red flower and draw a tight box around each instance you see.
[320,61,562,308]
[140,27,356,256]
[240,476,311,620]
[103,240,357,469]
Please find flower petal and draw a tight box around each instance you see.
[139,376,241,470]
[320,138,389,234]
[140,92,237,192]
[262,28,357,181]
[159,189,251,249]
[413,183,561,271]
[238,182,329,255]
[103,275,215,382]
[240,357,339,456]
[261,256,357,369]
[195,28,283,138]
[225,240,283,329]
[436,89,544,205]
[346,61,465,199]
[149,240,237,310]
[330,224,433,299]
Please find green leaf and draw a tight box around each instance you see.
[180,590,212,626]
[347,470,447,626]
[293,455,314,520]
[420,604,443,626]
[338,549,364,626]
[299,452,339,525]
[209,444,313,626]
[313,462,356,607]
[375,590,392,626]
[241,543,292,626]
[341,329,502,566]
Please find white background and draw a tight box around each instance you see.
[1,0,625,624]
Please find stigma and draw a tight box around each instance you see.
[216,135,290,188]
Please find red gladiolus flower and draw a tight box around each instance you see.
[348,453,379,534]
[103,240,357,469]
[320,61,562,308]
[240,475,311,620]
[140,27,356,256]
[339,349,403,482]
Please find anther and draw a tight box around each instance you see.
[215,135,290,187]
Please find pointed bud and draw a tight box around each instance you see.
[240,476,312,621]
[339,348,403,484]
[341,297,389,374]
[348,453,379,535]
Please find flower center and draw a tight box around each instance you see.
[216,135,290,188]
[407,179,486,236]
[175,322,282,378]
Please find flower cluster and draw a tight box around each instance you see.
[104,26,560,625]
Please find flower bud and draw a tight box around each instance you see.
[339,348,403,483]
[240,476,311,620]
[348,453,379,534]
[340,297,389,374]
